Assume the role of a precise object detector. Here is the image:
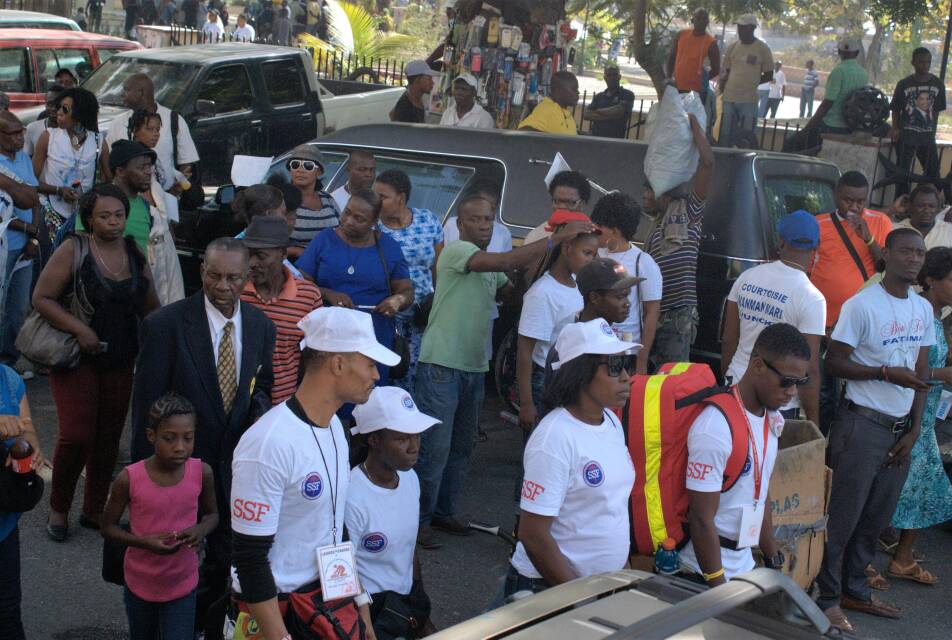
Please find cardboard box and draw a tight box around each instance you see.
[770,420,827,526]
[768,420,830,589]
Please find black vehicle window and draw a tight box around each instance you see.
[262,59,305,106]
[35,48,94,91]
[764,176,836,242]
[0,47,30,93]
[198,64,253,115]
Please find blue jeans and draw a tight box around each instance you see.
[800,89,815,118]
[0,249,32,364]
[414,362,485,523]
[719,101,758,148]
[757,89,770,118]
[0,526,24,640]
[124,587,197,640]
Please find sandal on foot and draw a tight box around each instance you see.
[841,593,901,619]
[865,564,890,591]
[887,560,938,585]
[823,605,854,633]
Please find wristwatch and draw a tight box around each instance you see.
[763,550,786,570]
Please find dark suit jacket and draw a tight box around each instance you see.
[130,293,275,480]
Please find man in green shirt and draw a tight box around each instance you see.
[805,37,868,134]
[413,192,593,548]
[77,140,154,254]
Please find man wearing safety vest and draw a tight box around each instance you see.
[680,323,811,584]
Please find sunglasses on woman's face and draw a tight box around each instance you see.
[599,354,633,378]
[57,104,71,114]
[762,358,809,388]
[288,159,317,172]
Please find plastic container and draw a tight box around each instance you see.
[654,537,680,576]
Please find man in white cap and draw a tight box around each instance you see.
[718,13,773,148]
[439,73,495,129]
[346,387,439,636]
[228,306,400,640]
[390,59,442,124]
[805,36,868,134]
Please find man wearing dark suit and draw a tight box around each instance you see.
[131,237,275,639]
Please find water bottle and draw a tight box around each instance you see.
[654,537,680,575]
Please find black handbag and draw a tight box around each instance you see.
[373,232,411,380]
[412,292,434,329]
[0,465,43,513]
[102,522,131,585]
[369,581,432,640]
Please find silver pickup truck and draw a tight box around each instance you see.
[429,568,851,639]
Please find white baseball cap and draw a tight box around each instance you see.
[551,318,639,370]
[298,307,400,367]
[838,36,862,53]
[405,59,441,78]
[735,13,758,27]
[453,73,478,89]
[351,386,440,435]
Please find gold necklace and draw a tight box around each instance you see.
[91,235,127,278]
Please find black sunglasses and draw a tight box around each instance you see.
[599,353,634,377]
[762,358,809,388]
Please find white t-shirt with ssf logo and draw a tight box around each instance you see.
[230,401,349,594]
[344,467,419,596]
[680,404,784,579]
[511,407,635,580]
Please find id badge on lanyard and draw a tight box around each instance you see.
[733,387,770,549]
[317,542,361,600]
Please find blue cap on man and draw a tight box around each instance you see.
[776,210,820,250]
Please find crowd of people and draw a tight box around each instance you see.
[1,7,952,640]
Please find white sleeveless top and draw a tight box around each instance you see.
[41,128,100,217]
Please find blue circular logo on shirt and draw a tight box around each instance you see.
[301,472,323,500]
[742,455,752,476]
[583,461,605,487]
[361,532,388,553]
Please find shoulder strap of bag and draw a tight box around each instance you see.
[674,384,750,493]
[170,109,180,166]
[635,249,644,328]
[830,212,870,281]
[373,230,393,297]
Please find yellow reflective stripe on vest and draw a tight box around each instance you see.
[643,374,668,550]
[669,362,692,374]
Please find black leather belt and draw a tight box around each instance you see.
[845,401,910,434]
[718,536,739,551]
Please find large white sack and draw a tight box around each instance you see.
[644,85,707,195]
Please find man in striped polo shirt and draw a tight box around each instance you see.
[645,111,714,367]
[241,216,323,405]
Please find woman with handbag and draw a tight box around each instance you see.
[347,387,437,640]
[33,184,159,542]
[373,169,443,395]
[32,88,111,246]
[296,190,413,387]
[0,366,45,640]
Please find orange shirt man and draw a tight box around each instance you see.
[666,8,720,93]
[810,172,891,329]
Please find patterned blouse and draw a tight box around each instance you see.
[378,208,444,302]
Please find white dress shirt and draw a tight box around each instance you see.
[439,102,495,129]
[205,295,243,376]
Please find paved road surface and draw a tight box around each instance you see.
[16,375,952,639]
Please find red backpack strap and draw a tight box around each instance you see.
[701,392,751,493]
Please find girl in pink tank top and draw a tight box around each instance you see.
[101,394,219,640]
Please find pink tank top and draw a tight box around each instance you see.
[124,457,203,602]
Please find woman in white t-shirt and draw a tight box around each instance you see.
[347,387,438,638]
[591,192,662,373]
[516,228,600,430]
[501,318,637,602]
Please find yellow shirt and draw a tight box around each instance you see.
[518,97,577,135]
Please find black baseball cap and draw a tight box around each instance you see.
[109,140,156,171]
[577,257,643,298]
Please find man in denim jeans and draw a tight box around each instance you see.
[414,192,594,548]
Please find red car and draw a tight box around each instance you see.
[0,29,141,111]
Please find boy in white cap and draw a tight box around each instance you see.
[347,387,439,638]
[391,60,441,124]
[501,318,637,600]
[439,74,494,129]
[228,307,399,640]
